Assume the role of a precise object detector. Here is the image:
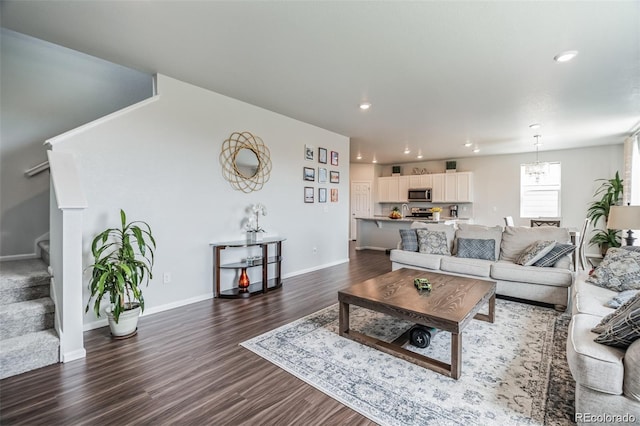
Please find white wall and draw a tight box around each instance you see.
[49,74,350,328]
[0,29,152,256]
[353,144,625,252]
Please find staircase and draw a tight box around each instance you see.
[0,242,60,379]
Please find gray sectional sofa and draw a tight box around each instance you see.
[390,222,576,310]
[567,264,640,423]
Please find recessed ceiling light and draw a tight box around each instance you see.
[372,159,377,163]
[554,50,578,63]
[359,102,371,110]
[529,123,541,129]
[356,154,362,160]
[417,154,423,159]
[464,141,472,147]
[473,148,480,153]
[404,148,411,154]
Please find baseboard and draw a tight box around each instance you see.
[283,258,349,278]
[62,348,87,363]
[83,292,214,331]
[354,246,388,251]
[0,253,38,262]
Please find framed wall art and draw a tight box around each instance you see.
[319,187,327,203]
[305,145,314,161]
[330,188,338,202]
[304,186,314,203]
[318,167,327,183]
[303,167,315,181]
[330,170,340,183]
[330,150,339,166]
[318,147,327,164]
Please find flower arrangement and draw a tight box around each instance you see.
[245,203,267,233]
[430,207,442,213]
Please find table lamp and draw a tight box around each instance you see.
[607,205,640,246]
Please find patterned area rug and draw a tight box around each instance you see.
[241,299,575,426]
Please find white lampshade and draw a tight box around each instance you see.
[607,205,640,230]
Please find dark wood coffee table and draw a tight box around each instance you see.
[338,268,496,379]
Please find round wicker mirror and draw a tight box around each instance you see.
[220,132,271,193]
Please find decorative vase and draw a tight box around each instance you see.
[238,267,250,291]
[433,212,440,221]
[247,231,256,243]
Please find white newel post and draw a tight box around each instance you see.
[48,151,88,362]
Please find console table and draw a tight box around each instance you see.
[210,237,285,299]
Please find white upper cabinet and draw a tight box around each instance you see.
[420,172,473,203]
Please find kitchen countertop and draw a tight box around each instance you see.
[357,216,468,223]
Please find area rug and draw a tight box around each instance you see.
[241,299,575,426]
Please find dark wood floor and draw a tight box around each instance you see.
[0,244,390,425]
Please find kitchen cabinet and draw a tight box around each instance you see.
[377,176,409,202]
[430,172,473,203]
[408,175,433,189]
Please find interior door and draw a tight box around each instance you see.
[351,181,371,240]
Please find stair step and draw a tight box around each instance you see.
[0,259,50,304]
[38,240,50,266]
[0,297,55,339]
[0,329,59,379]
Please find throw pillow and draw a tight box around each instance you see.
[606,290,640,309]
[456,238,496,261]
[586,247,640,292]
[533,243,576,267]
[500,226,569,262]
[399,229,418,252]
[594,304,640,348]
[454,224,503,260]
[411,222,456,253]
[592,291,640,334]
[515,240,557,266]
[416,229,450,255]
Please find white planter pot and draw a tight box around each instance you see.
[433,212,441,221]
[105,304,140,338]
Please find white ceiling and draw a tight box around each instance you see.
[2,1,639,165]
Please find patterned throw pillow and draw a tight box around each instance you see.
[594,304,640,348]
[592,291,640,334]
[416,229,450,255]
[515,240,557,266]
[533,243,576,267]
[623,246,640,253]
[456,238,496,261]
[399,229,418,252]
[586,248,640,292]
[606,290,640,309]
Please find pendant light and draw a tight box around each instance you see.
[524,135,549,183]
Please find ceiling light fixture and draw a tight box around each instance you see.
[529,123,541,129]
[524,135,549,183]
[372,159,377,163]
[417,154,423,159]
[554,50,578,63]
[359,102,371,110]
[464,141,472,147]
[356,153,362,160]
[473,148,480,153]
[404,148,411,154]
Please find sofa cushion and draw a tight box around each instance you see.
[389,249,442,270]
[411,222,456,253]
[533,243,576,267]
[416,229,450,255]
[440,256,492,278]
[586,247,640,292]
[592,292,640,334]
[491,260,573,287]
[515,240,556,266]
[500,226,570,262]
[567,313,625,395]
[623,339,640,402]
[456,238,496,261]
[399,229,418,252]
[594,302,640,348]
[454,224,502,260]
[573,278,618,317]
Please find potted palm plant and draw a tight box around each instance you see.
[586,171,623,255]
[85,209,156,338]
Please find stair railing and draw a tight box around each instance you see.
[24,160,50,177]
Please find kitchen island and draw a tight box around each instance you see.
[355,216,469,251]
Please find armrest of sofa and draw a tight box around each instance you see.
[623,339,640,402]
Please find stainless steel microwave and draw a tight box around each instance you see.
[408,188,432,201]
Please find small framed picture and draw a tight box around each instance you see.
[330,170,340,183]
[319,187,327,203]
[330,188,338,202]
[318,167,327,183]
[303,167,315,181]
[305,145,314,161]
[304,186,314,203]
[330,151,339,166]
[318,147,327,164]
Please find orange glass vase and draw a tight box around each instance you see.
[238,268,250,291]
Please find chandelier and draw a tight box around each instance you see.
[524,135,549,183]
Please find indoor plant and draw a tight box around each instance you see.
[586,171,623,255]
[245,203,267,242]
[86,209,156,337]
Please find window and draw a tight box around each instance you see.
[520,162,561,218]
